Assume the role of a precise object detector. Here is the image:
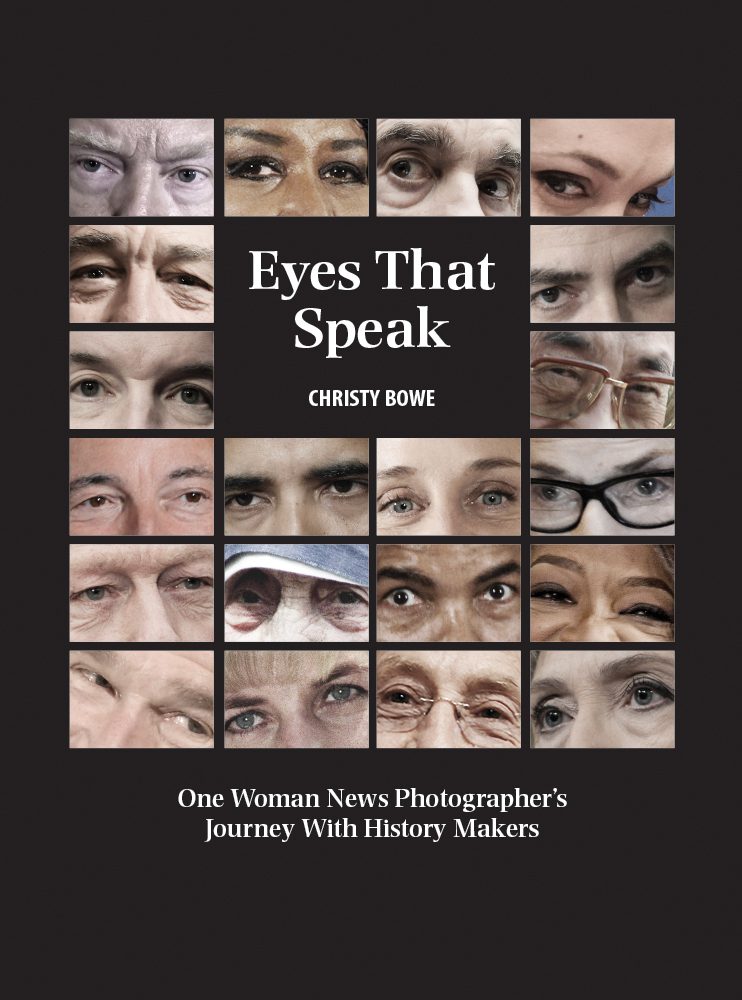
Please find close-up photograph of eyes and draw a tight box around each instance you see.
[530,650,675,748]
[376,438,520,536]
[224,438,369,536]
[224,650,369,749]
[376,650,521,749]
[224,118,368,217]
[224,543,369,642]
[530,225,675,323]
[530,543,674,643]
[69,438,214,537]
[69,543,215,642]
[69,330,214,429]
[376,543,521,642]
[530,329,675,430]
[69,650,214,749]
[530,438,674,537]
[376,118,521,217]
[69,117,215,218]
[69,224,214,323]
[530,119,675,218]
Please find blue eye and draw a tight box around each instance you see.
[231,711,260,731]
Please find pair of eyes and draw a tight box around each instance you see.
[384,155,515,201]
[70,265,213,291]
[533,477,670,502]
[381,582,517,608]
[226,156,366,185]
[71,489,211,514]
[229,581,366,608]
[226,683,367,734]
[74,667,212,737]
[381,688,510,720]
[531,583,672,623]
[226,478,367,510]
[533,677,674,733]
[71,377,213,411]
[73,157,212,188]
[534,170,663,214]
[72,576,212,604]
[378,486,516,517]
[532,264,671,309]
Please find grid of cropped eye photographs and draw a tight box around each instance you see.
[68,116,675,750]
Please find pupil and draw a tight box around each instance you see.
[393,500,411,513]
[240,590,261,603]
[82,159,101,171]
[236,713,257,730]
[333,480,353,494]
[89,496,107,508]
[390,691,409,703]
[80,381,100,397]
[549,177,567,192]
[184,492,201,503]
[489,584,506,600]
[338,591,359,604]
[637,478,658,495]
[177,275,196,285]
[183,578,201,589]
[332,686,352,701]
[178,169,197,182]
[482,492,502,506]
[180,388,199,403]
[546,709,561,727]
[85,587,104,600]
[393,160,411,178]
[635,687,652,704]
[393,590,409,605]
[636,267,655,282]
[234,494,254,507]
[541,287,559,303]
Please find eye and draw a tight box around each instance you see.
[76,379,103,398]
[389,157,431,182]
[320,162,366,184]
[167,385,213,407]
[225,492,268,509]
[536,705,567,731]
[628,190,660,210]
[71,266,111,280]
[634,477,668,497]
[483,583,516,601]
[324,683,365,703]
[387,688,414,704]
[81,158,103,172]
[227,157,283,180]
[226,710,264,732]
[536,287,563,304]
[626,678,674,710]
[78,495,114,509]
[179,490,208,505]
[323,478,368,498]
[384,587,419,607]
[535,171,588,197]
[621,603,673,623]
[170,713,211,736]
[534,485,569,503]
[172,577,210,591]
[83,586,108,601]
[77,667,114,691]
[531,583,575,603]
[478,176,511,200]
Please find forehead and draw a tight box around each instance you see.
[69,223,214,251]
[532,224,674,263]
[75,648,213,681]
[532,119,674,162]
[70,118,214,153]
[378,438,519,473]
[532,543,663,578]
[378,650,520,685]
[378,118,520,150]
[225,118,364,148]
[70,543,212,575]
[534,649,675,683]
[531,438,674,477]
[70,331,213,377]
[70,437,213,471]
[226,651,368,691]
[530,330,674,371]
[225,438,368,474]
[378,543,518,575]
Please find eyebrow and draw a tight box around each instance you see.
[472,560,520,586]
[531,451,672,480]
[617,241,674,275]
[305,461,368,482]
[225,663,366,709]
[169,466,212,480]
[530,241,674,286]
[542,151,621,180]
[225,475,272,492]
[532,652,674,697]
[161,685,214,712]
[70,546,211,578]
[619,575,674,597]
[224,126,286,146]
[378,458,519,481]
[329,138,366,151]
[69,231,214,264]
[377,566,436,589]
[537,331,591,350]
[531,554,585,574]
[70,473,120,493]
[636,354,674,376]
[153,363,214,389]
[377,122,456,155]
[69,130,211,162]
[482,145,521,172]
[531,266,589,286]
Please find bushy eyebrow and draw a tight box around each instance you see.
[472,561,520,586]
[70,129,212,161]
[619,575,673,596]
[70,231,117,253]
[537,330,591,350]
[377,122,455,155]
[306,461,368,482]
[330,138,366,151]
[531,266,589,285]
[224,126,286,146]
[225,475,272,492]
[531,553,585,573]
[377,566,436,589]
[153,363,214,390]
[70,473,120,493]
[530,241,674,286]
[636,354,673,376]
[69,231,214,265]
[531,451,672,480]
[617,241,674,275]
[169,466,212,480]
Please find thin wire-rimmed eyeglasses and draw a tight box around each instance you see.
[531,470,675,532]
[377,693,519,747]
[530,357,675,429]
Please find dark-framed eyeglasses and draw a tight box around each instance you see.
[530,357,675,429]
[377,691,519,747]
[531,470,675,532]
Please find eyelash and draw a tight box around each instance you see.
[69,265,212,292]
[535,171,665,209]
[226,156,366,185]
[531,583,575,603]
[621,603,673,623]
